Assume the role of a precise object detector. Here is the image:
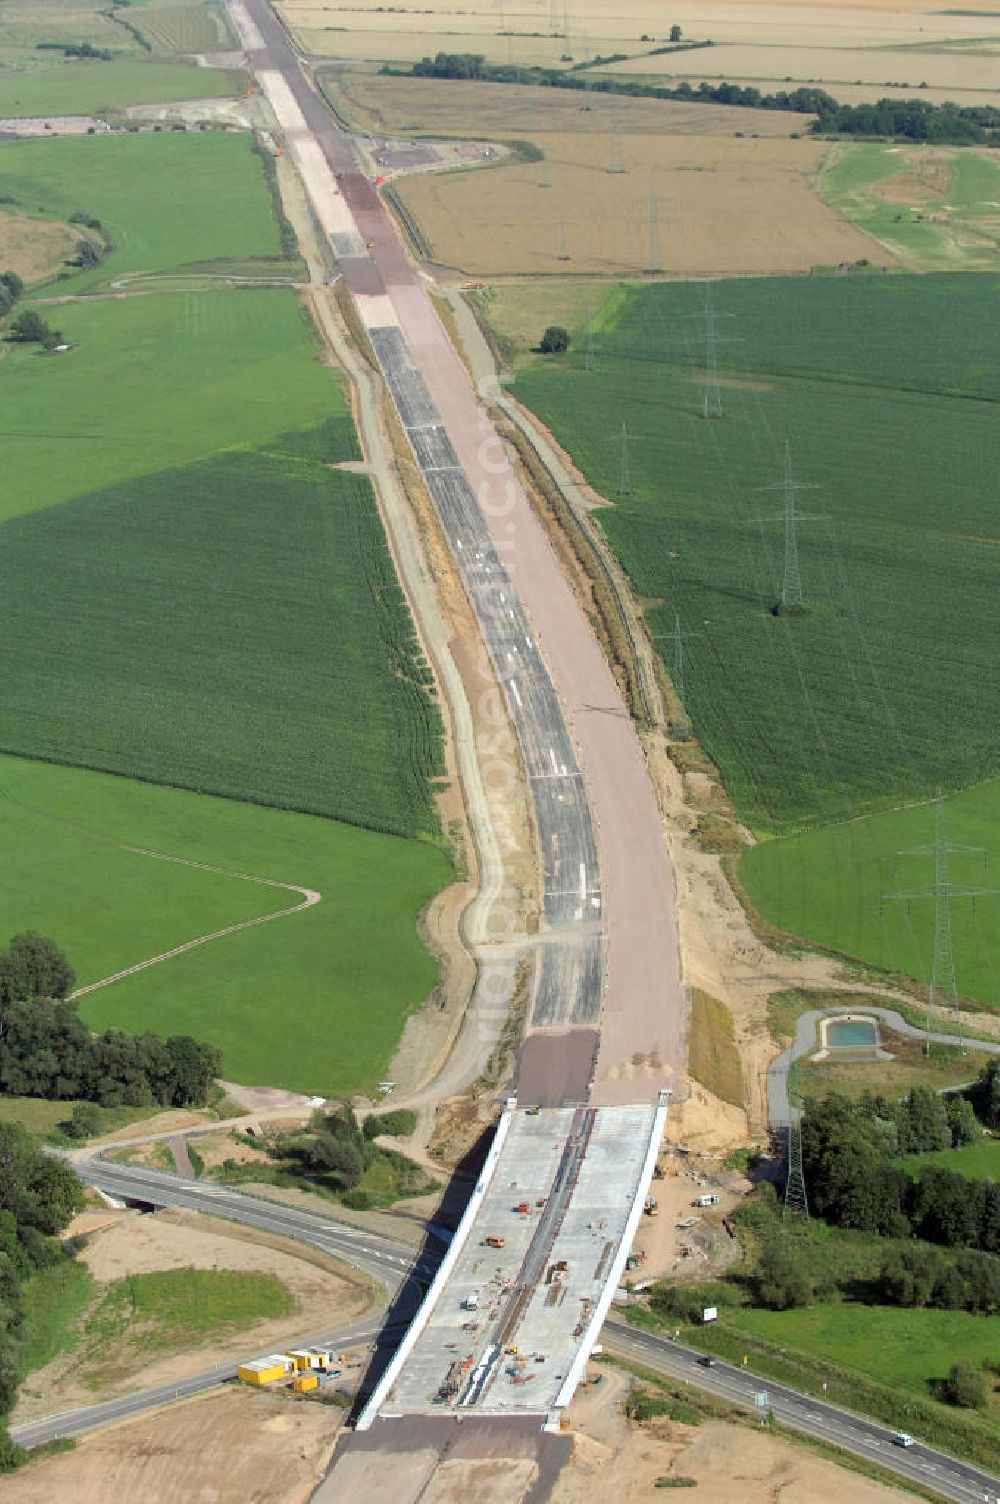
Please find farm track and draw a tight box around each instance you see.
[69,847,321,1001]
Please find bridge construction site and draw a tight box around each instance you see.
[358,1098,667,1428]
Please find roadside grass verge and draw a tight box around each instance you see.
[0,132,276,294]
[0,59,242,119]
[19,1261,95,1377]
[211,1130,438,1210]
[629,1302,1000,1471]
[688,990,744,1109]
[0,755,448,1095]
[74,1269,294,1388]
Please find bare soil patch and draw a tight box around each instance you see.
[0,209,87,285]
[872,161,953,205]
[4,1387,343,1504]
[555,1365,914,1504]
[14,1208,376,1422]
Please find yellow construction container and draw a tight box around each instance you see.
[237,1357,288,1387]
[287,1350,312,1371]
[293,1372,319,1393]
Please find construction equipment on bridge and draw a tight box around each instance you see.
[484,1235,506,1248]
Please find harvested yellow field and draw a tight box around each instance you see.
[0,209,77,285]
[358,82,883,276]
[284,0,1000,111]
[335,74,803,138]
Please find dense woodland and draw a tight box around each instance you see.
[0,1124,84,1469]
[801,1072,1000,1257]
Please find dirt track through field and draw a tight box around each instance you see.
[70,846,320,1000]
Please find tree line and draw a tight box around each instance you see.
[0,932,222,1109]
[801,1071,1000,1253]
[399,53,1000,145]
[0,1123,84,1470]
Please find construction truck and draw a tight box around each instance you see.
[644,1196,659,1217]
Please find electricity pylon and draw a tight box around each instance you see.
[755,440,822,612]
[647,188,668,272]
[883,789,994,1053]
[652,614,704,735]
[618,421,631,495]
[701,285,738,418]
[584,327,596,371]
[783,1061,809,1221]
[607,94,626,174]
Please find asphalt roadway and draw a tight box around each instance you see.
[603,1325,1000,1504]
[232,0,688,1102]
[21,1164,999,1503]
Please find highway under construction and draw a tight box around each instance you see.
[226,0,686,1495]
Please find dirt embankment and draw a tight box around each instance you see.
[3,1388,344,1504]
[555,1366,914,1504]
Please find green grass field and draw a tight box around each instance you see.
[20,1261,94,1377]
[0,132,278,292]
[0,59,241,117]
[0,755,449,1093]
[729,1304,998,1400]
[821,143,1000,272]
[21,1264,297,1392]
[902,1136,1000,1181]
[1,289,353,520]
[744,782,1000,1011]
[515,275,1000,832]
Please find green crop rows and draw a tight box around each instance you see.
[515,274,1000,833]
[0,443,442,837]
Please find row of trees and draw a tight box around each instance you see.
[0,933,221,1109]
[403,53,837,120]
[0,1123,84,1470]
[402,54,1000,144]
[801,1081,999,1251]
[880,1245,1000,1316]
[811,98,1000,145]
[0,270,23,319]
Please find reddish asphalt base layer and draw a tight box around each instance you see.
[236,3,686,1108]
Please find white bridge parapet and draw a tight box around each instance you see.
[357,1093,668,1430]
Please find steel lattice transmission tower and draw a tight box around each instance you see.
[755,440,823,612]
[607,94,627,174]
[652,614,704,736]
[584,327,596,371]
[618,421,631,496]
[647,187,669,272]
[884,789,994,1052]
[701,285,738,419]
[783,1062,809,1221]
